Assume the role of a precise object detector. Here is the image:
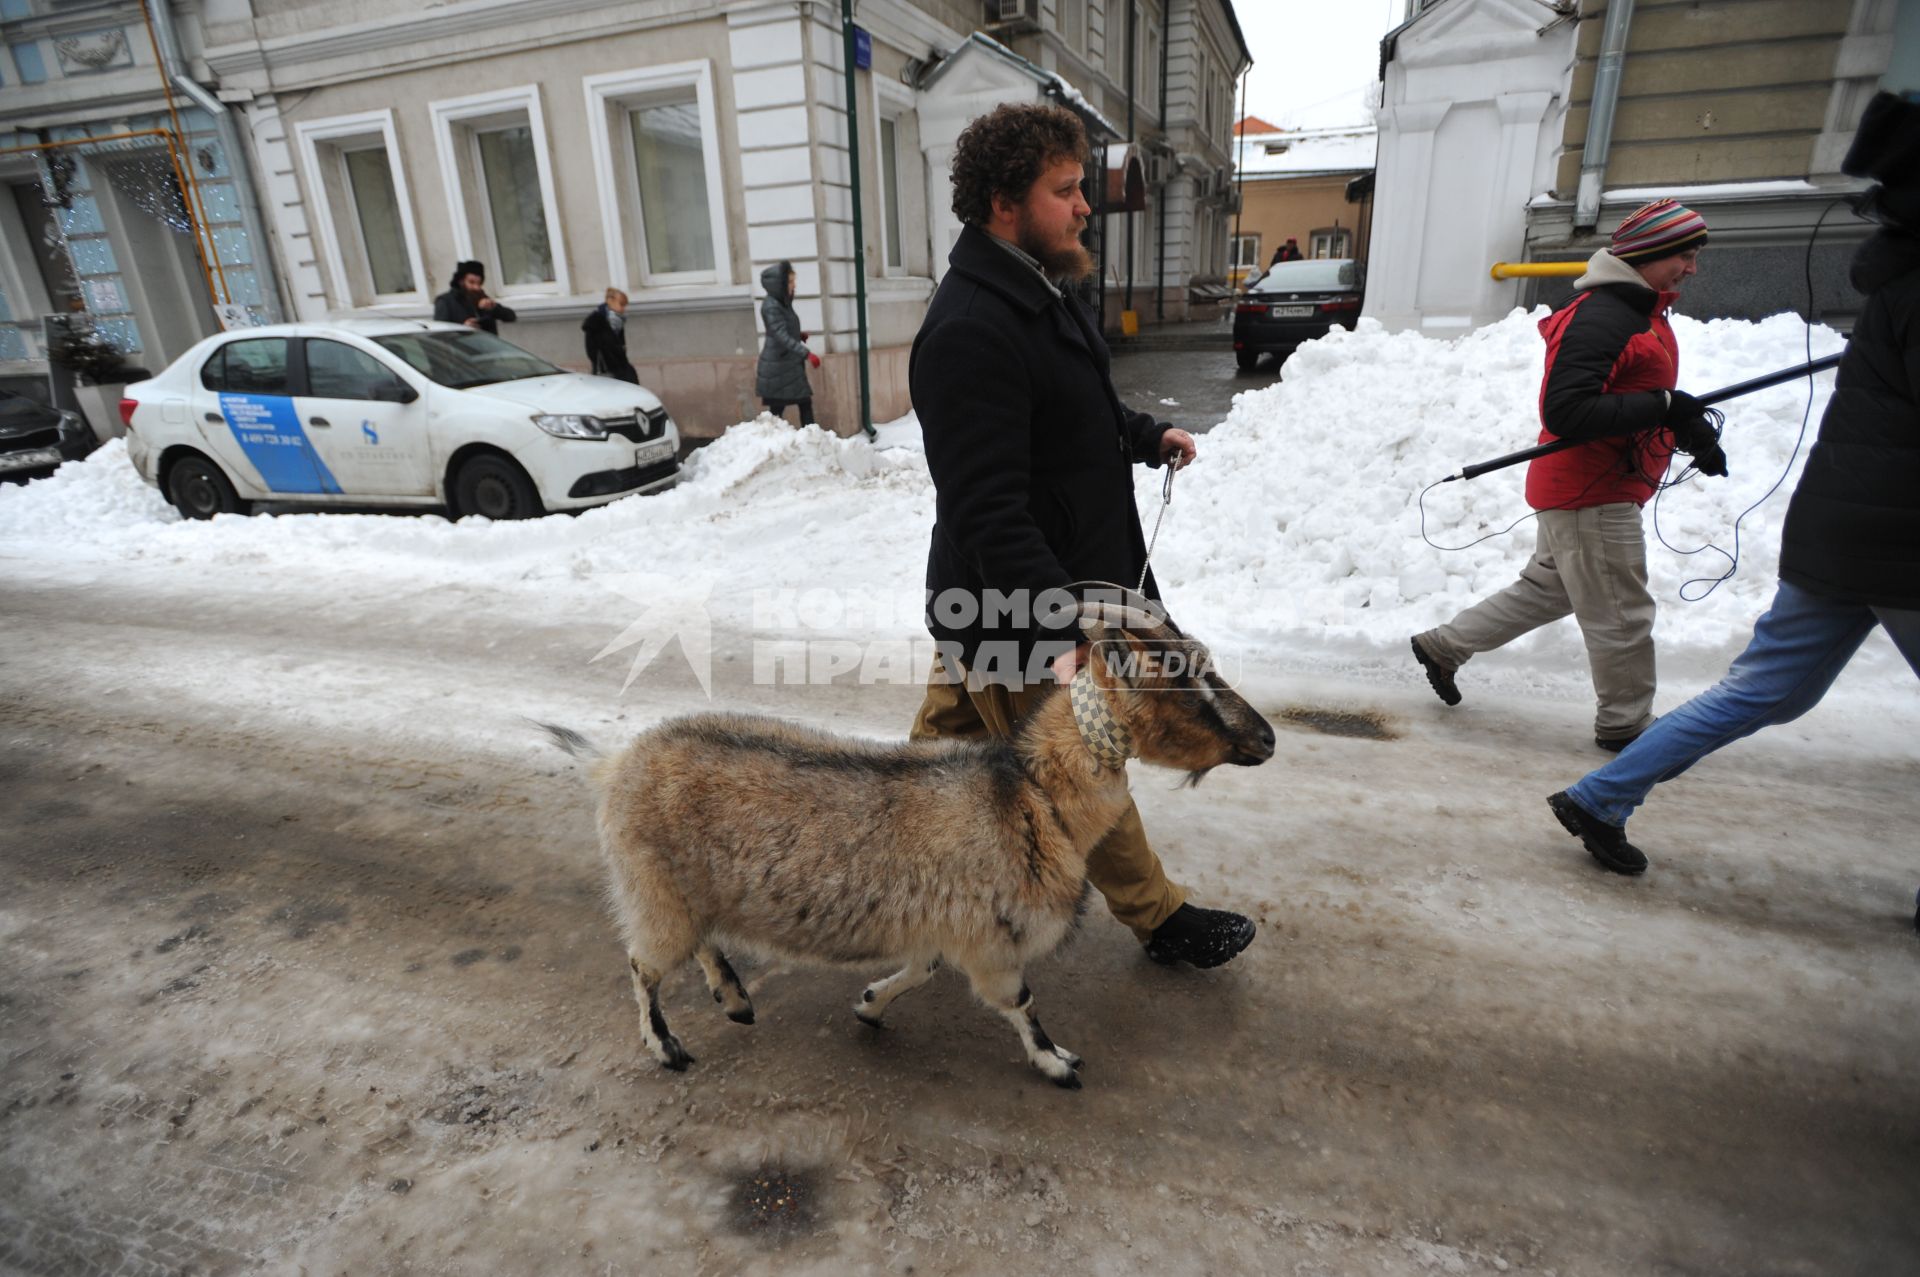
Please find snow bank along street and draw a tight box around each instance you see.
[3,311,1917,1274]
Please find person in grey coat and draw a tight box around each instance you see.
[756,260,819,427]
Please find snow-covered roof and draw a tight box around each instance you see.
[1235,125,1377,179]
[916,33,1120,142]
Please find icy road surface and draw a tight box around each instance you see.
[2,573,1916,1277]
[4,308,1917,1273]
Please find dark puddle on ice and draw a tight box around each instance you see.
[1276,706,1399,741]
[728,1165,819,1239]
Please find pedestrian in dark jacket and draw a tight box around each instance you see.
[582,288,638,383]
[432,260,516,334]
[1412,198,1727,749]
[905,101,1255,971]
[756,260,818,426]
[1546,91,1920,889]
[1270,237,1303,265]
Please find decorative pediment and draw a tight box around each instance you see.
[1397,0,1572,66]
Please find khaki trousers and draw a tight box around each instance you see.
[908,657,1186,939]
[1417,503,1657,740]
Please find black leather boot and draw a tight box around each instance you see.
[1144,903,1256,969]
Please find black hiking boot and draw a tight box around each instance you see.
[1145,903,1256,969]
[1595,721,1652,752]
[1411,637,1461,706]
[1548,790,1648,875]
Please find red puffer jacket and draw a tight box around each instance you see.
[1525,251,1680,510]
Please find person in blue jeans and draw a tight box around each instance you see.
[1546,90,1920,933]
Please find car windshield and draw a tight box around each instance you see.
[372,330,561,390]
[1252,259,1357,292]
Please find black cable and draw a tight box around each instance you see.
[1647,198,1847,600]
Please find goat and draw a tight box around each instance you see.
[541,589,1275,1088]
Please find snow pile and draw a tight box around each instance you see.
[1146,309,1847,674]
[0,310,1861,683]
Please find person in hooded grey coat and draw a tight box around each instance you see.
[756,260,818,426]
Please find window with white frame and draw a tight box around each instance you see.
[1058,0,1084,48]
[429,87,568,294]
[475,123,553,286]
[1141,19,1161,112]
[879,116,904,272]
[583,63,729,290]
[1309,227,1353,259]
[1230,234,1260,270]
[292,111,427,306]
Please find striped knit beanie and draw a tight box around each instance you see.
[1610,198,1708,263]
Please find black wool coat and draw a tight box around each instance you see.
[1779,229,1920,609]
[911,224,1174,678]
[581,305,638,383]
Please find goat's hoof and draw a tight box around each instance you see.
[727,1008,755,1026]
[854,1010,885,1030]
[658,1042,695,1072]
[1050,1069,1083,1091]
[1054,1048,1083,1071]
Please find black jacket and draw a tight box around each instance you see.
[581,305,638,383]
[1778,229,1920,609]
[432,289,516,334]
[911,225,1173,679]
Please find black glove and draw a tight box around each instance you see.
[1661,389,1709,428]
[1661,390,1728,476]
[1686,439,1729,478]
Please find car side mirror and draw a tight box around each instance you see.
[374,382,418,404]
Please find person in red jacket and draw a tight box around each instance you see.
[1411,199,1728,750]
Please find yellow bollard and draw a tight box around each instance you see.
[1489,261,1586,280]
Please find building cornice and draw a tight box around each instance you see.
[202,0,726,90]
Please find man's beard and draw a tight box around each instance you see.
[1016,210,1094,282]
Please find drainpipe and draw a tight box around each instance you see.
[1574,0,1635,233]
[1153,2,1169,320]
[148,1,285,322]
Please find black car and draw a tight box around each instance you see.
[0,387,98,483]
[1232,258,1364,370]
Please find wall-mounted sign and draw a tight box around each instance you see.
[853,26,871,71]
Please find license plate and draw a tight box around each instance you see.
[1271,305,1314,318]
[635,439,674,466]
[0,447,61,472]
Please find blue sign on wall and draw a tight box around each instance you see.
[853,26,871,70]
[220,393,342,494]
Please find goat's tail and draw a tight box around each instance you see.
[532,720,606,762]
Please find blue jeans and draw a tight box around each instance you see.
[1565,580,1920,827]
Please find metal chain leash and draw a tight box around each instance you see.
[1136,460,1179,593]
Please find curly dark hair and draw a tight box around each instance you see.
[949,102,1090,227]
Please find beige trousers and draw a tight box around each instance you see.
[908,657,1186,939]
[1417,503,1657,740]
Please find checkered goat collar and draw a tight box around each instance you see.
[1068,662,1133,770]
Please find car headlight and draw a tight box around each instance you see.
[533,413,609,439]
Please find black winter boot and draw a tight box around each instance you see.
[1548,791,1648,875]
[1144,903,1256,969]
[1411,637,1461,706]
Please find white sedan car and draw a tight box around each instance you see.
[121,319,681,520]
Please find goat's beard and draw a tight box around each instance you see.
[1016,212,1095,283]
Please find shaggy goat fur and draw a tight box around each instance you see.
[542,610,1274,1088]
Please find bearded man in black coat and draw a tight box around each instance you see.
[906,101,1256,969]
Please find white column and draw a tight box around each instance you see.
[730,4,829,348]
[1478,90,1555,326]
[244,94,331,321]
[1362,98,1448,332]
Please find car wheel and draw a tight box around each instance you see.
[453,454,544,521]
[1235,349,1261,372]
[166,454,250,519]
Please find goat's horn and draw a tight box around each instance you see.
[1061,580,1167,633]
